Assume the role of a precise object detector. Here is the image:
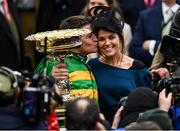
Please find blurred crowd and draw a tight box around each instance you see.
[0,0,180,130]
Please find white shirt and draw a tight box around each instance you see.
[162,2,179,23]
[0,0,4,14]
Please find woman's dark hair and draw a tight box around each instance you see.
[90,6,125,53]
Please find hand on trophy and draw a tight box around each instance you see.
[51,62,71,95]
[51,63,69,81]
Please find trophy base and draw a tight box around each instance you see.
[62,94,80,103]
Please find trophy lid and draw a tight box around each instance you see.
[25,28,91,53]
[25,28,91,41]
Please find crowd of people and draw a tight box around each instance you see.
[0,0,180,130]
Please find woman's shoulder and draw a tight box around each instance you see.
[130,59,146,70]
[124,56,146,70]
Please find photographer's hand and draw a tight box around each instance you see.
[112,106,124,129]
[51,63,69,80]
[158,89,172,112]
[151,67,170,78]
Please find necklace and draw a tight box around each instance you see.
[100,54,123,68]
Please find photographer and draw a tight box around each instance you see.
[150,8,180,78]
[148,7,180,130]
[111,87,172,129]
[0,66,48,130]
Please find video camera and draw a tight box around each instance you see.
[155,36,180,96]
[153,9,180,96]
[21,72,56,126]
[0,66,59,126]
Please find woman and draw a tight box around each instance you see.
[81,0,132,56]
[88,6,152,124]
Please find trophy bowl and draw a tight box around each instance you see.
[25,28,91,53]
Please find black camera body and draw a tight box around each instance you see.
[156,77,180,96]
[22,73,55,126]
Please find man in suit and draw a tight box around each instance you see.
[129,0,179,67]
[117,0,161,33]
[0,0,25,71]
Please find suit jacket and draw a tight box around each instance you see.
[118,0,161,33]
[150,8,180,70]
[0,0,25,71]
[129,5,163,67]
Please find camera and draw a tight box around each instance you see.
[21,73,56,126]
[155,76,180,96]
[153,9,180,96]
[0,66,60,127]
[153,35,180,96]
[153,36,180,96]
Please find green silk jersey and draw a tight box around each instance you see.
[34,54,98,101]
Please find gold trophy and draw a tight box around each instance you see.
[25,28,91,102]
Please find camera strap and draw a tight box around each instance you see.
[162,15,174,29]
[162,10,175,37]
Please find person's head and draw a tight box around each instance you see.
[119,87,158,127]
[81,0,120,16]
[91,6,125,58]
[59,15,97,55]
[0,67,19,107]
[136,108,173,130]
[125,121,162,130]
[162,0,176,6]
[65,97,100,130]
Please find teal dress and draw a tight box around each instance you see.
[88,58,152,124]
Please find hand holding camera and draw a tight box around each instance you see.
[158,88,172,112]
